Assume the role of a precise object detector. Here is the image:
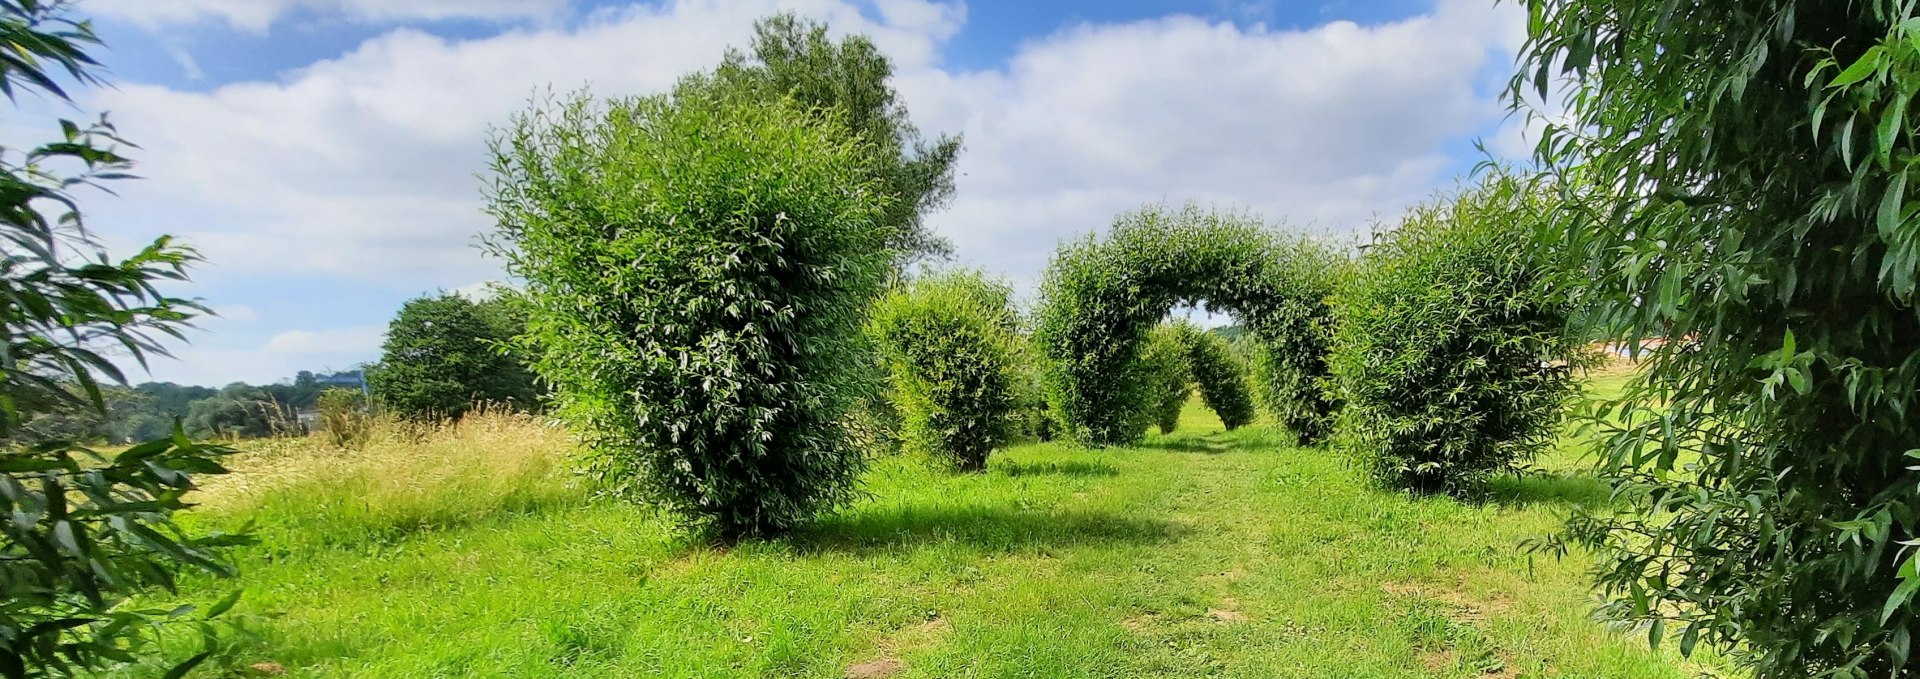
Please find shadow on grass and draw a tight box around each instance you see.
[1484,469,1614,508]
[1137,435,1236,454]
[992,460,1121,478]
[794,504,1181,555]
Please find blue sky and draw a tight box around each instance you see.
[55,0,1527,386]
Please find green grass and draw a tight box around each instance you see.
[136,391,1729,678]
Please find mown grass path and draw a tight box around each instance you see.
[144,403,1721,678]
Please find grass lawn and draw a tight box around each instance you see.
[137,383,1728,678]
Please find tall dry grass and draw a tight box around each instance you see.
[191,405,580,549]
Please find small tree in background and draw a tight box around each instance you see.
[486,84,893,539]
[1329,173,1582,493]
[0,3,246,675]
[1180,324,1257,431]
[868,270,1022,471]
[706,13,961,269]
[1140,325,1191,435]
[366,293,538,420]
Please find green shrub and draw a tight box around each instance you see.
[1519,1,1920,673]
[1328,173,1582,493]
[1181,324,1256,431]
[366,293,538,420]
[484,87,892,539]
[868,270,1023,471]
[1034,205,1340,446]
[1140,325,1191,435]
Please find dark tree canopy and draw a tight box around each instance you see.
[1518,0,1920,674]
[367,293,538,420]
[705,13,962,267]
[1035,205,1340,447]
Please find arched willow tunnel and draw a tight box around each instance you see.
[1034,204,1344,447]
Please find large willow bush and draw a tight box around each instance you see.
[485,89,892,539]
[1520,1,1920,674]
[1034,206,1339,446]
[1329,173,1582,493]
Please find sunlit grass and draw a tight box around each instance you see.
[129,379,1736,678]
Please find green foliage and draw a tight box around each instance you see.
[0,3,243,675]
[1179,324,1256,431]
[484,85,892,539]
[1517,1,1920,674]
[1034,204,1340,446]
[317,388,372,450]
[1140,325,1191,435]
[366,293,538,420]
[704,13,961,268]
[1328,173,1582,493]
[868,270,1022,471]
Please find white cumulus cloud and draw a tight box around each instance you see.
[73,0,1525,384]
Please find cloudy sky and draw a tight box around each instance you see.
[45,0,1529,386]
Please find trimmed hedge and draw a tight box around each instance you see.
[868,270,1023,471]
[484,88,892,539]
[1034,205,1340,446]
[1329,173,1583,492]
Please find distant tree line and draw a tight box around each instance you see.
[8,370,367,444]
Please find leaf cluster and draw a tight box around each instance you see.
[0,3,241,675]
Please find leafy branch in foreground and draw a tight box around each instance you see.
[0,2,246,675]
[1517,0,1920,675]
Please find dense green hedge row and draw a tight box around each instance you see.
[1137,321,1257,435]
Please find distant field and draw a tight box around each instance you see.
[130,372,1733,678]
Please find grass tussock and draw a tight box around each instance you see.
[192,405,580,549]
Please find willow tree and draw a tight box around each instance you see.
[1517,1,1920,674]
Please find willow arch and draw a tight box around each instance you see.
[1034,205,1341,447]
